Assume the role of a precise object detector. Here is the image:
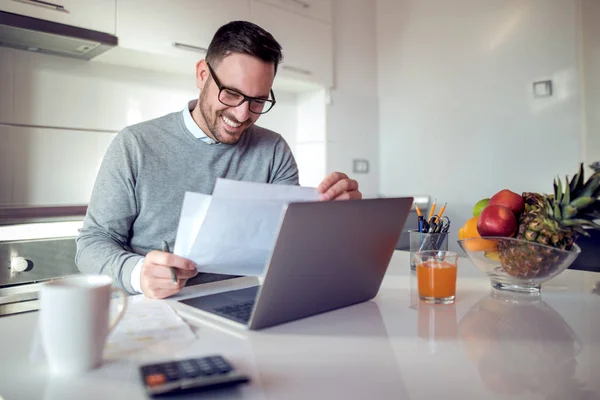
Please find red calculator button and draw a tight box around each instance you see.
[146,374,166,387]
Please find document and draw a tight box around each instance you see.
[174,178,319,276]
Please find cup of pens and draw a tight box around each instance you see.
[410,203,451,271]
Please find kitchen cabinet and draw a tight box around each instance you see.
[0,47,14,124]
[250,0,333,88]
[255,0,332,23]
[11,125,115,206]
[0,0,116,34]
[116,0,250,61]
[0,126,13,206]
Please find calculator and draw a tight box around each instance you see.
[139,355,250,396]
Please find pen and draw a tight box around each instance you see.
[162,240,178,284]
[415,204,424,232]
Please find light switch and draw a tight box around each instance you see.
[353,159,369,174]
[533,80,552,97]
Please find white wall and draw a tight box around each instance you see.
[377,0,584,249]
[0,47,298,206]
[582,0,600,172]
[327,0,380,198]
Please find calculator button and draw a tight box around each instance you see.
[145,374,166,387]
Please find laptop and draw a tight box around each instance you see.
[171,197,413,330]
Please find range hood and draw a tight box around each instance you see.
[0,11,117,60]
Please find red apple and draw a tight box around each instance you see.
[489,189,525,215]
[477,205,518,237]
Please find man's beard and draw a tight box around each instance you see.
[198,90,247,144]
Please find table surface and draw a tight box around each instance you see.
[1,251,599,400]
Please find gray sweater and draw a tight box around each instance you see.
[75,110,299,294]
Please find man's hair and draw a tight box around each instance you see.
[206,21,283,75]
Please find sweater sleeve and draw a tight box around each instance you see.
[270,137,300,185]
[75,128,143,294]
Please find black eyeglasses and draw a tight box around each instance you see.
[206,63,276,114]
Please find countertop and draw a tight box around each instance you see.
[0,251,599,400]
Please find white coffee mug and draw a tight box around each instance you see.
[39,275,127,375]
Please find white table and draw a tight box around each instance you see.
[1,251,599,400]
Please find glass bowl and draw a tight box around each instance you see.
[457,237,581,294]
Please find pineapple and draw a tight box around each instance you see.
[498,163,600,278]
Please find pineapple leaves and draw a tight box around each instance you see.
[569,196,596,210]
[569,163,584,196]
[555,176,564,204]
[562,205,576,219]
[553,203,562,220]
[563,175,571,205]
[580,171,600,198]
[562,219,597,227]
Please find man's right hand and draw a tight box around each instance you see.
[140,251,198,299]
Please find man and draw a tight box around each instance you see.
[76,21,361,299]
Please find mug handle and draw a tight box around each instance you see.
[108,288,128,332]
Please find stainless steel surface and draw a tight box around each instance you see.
[0,204,86,226]
[0,237,79,287]
[0,299,39,316]
[0,10,118,60]
[0,237,80,316]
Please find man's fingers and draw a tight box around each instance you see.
[146,250,196,270]
[144,263,197,280]
[332,190,362,201]
[317,172,349,194]
[322,178,359,201]
[144,286,181,300]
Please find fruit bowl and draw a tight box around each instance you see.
[457,237,581,294]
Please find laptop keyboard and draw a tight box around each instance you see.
[214,300,256,324]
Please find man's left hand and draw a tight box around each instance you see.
[317,172,362,201]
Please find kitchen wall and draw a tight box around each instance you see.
[327,0,379,198]
[582,0,600,172]
[0,47,298,206]
[377,0,584,249]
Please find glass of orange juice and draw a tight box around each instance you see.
[415,251,458,304]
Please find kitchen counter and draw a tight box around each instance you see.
[0,251,599,400]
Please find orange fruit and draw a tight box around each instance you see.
[460,216,497,252]
[463,217,480,238]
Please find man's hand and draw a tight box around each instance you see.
[140,251,198,299]
[317,172,362,201]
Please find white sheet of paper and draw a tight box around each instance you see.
[174,179,319,276]
[104,298,196,359]
[213,178,320,201]
[173,192,212,256]
[188,198,287,276]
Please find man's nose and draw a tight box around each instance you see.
[231,100,251,122]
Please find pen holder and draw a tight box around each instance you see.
[409,229,449,271]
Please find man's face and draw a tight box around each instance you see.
[195,53,275,144]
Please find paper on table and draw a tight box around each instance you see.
[29,297,195,363]
[103,297,196,359]
[174,178,319,276]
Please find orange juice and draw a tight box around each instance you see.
[416,260,457,300]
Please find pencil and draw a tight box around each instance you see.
[428,198,437,220]
[435,203,447,223]
[162,240,177,283]
[415,204,422,217]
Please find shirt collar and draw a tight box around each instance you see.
[182,99,218,144]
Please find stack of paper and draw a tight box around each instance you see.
[173,178,319,277]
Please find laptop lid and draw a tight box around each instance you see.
[247,197,413,330]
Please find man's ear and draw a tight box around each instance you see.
[195,59,209,90]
